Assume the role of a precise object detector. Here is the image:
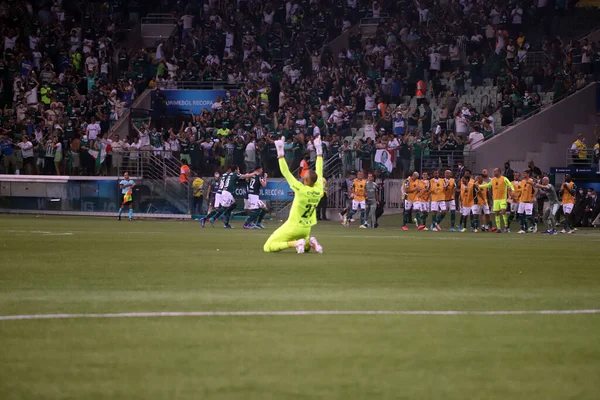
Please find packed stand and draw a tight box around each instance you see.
[0,0,140,175]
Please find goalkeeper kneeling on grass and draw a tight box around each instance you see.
[263,136,324,254]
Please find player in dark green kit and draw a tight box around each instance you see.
[200,165,253,228]
[243,166,269,229]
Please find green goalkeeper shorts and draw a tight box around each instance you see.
[492,199,508,212]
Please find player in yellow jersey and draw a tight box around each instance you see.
[560,174,577,233]
[429,170,447,231]
[473,175,491,232]
[517,170,536,234]
[263,136,324,254]
[437,170,458,231]
[402,171,419,230]
[459,175,478,232]
[416,171,431,230]
[507,172,521,230]
[476,167,515,233]
[344,171,368,228]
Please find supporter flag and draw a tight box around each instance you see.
[123,189,132,205]
[374,149,394,175]
[88,142,111,168]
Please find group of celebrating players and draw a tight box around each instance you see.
[119,132,580,255]
[395,167,577,234]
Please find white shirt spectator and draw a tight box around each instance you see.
[225,32,234,48]
[26,86,38,105]
[86,122,101,140]
[156,43,164,61]
[263,10,275,24]
[455,115,469,135]
[245,141,256,162]
[468,130,485,149]
[287,67,300,84]
[19,139,34,158]
[29,34,40,50]
[372,2,381,17]
[4,35,17,51]
[139,130,150,147]
[313,125,321,137]
[418,6,429,23]
[364,94,376,111]
[511,6,523,24]
[180,15,194,30]
[429,51,441,71]
[363,123,375,141]
[166,61,179,78]
[85,55,98,72]
[169,138,180,152]
[210,100,223,111]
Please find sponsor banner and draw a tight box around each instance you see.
[232,180,294,201]
[156,90,229,115]
[551,167,599,175]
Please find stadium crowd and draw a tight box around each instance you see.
[1,0,600,179]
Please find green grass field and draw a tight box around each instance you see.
[1,214,599,400]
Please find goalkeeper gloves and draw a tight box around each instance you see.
[275,136,285,158]
[314,136,323,156]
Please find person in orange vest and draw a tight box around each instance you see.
[416,79,426,107]
[299,154,310,178]
[180,160,191,184]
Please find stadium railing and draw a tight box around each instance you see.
[418,150,476,176]
[115,150,189,214]
[566,149,599,172]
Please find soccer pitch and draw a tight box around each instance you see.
[1,215,599,399]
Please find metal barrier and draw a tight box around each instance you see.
[114,150,189,214]
[524,51,552,70]
[566,149,598,171]
[140,13,177,47]
[418,150,476,176]
[172,81,242,90]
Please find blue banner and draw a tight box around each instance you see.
[233,180,295,201]
[156,90,228,115]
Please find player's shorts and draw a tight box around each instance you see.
[418,201,430,212]
[404,200,414,210]
[263,222,311,253]
[562,203,574,214]
[518,202,533,215]
[352,199,366,210]
[492,199,507,212]
[461,205,478,216]
[430,201,447,212]
[220,191,235,208]
[510,202,519,213]
[445,199,456,211]
[478,204,490,215]
[248,194,266,210]
[214,193,223,208]
[243,198,250,210]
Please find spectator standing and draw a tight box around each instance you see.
[499,93,515,126]
[503,162,514,180]
[245,139,256,172]
[570,133,588,164]
[18,135,34,174]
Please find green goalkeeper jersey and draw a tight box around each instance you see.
[279,157,323,227]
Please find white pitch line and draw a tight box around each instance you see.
[1,310,600,321]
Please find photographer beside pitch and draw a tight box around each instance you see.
[263,136,324,254]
